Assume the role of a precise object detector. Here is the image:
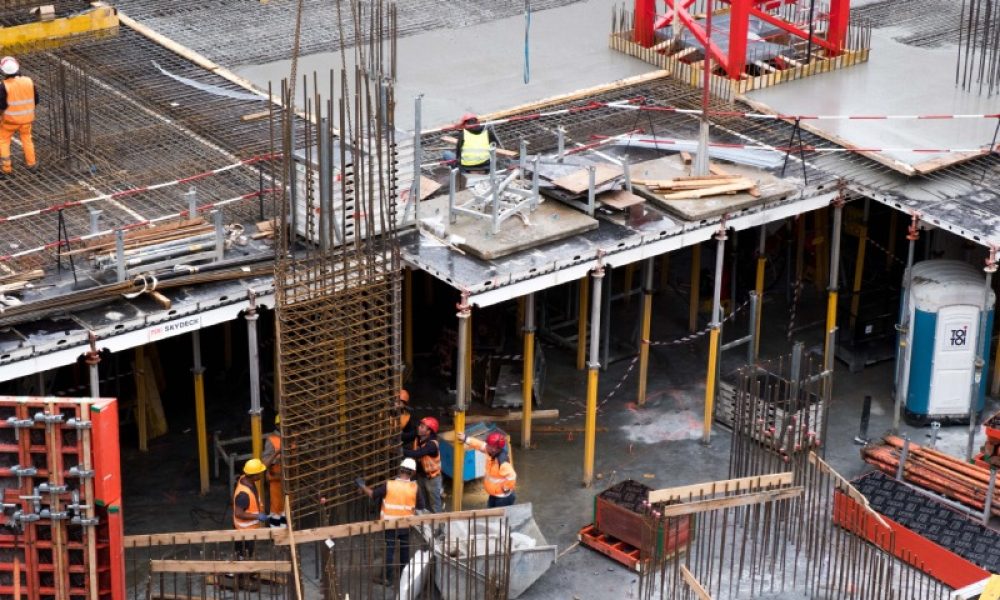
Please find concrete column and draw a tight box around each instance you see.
[583,258,606,486]
[521,293,536,449]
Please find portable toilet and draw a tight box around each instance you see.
[899,260,995,424]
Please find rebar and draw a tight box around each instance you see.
[957,0,1000,95]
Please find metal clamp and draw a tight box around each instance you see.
[11,465,37,477]
[13,511,40,524]
[71,516,100,527]
[33,411,64,425]
[64,418,92,430]
[67,466,95,479]
[6,417,33,429]
[38,483,68,494]
[38,509,70,521]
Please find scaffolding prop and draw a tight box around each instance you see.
[447,146,541,234]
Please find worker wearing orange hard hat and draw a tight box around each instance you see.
[456,430,517,508]
[403,416,442,513]
[0,56,38,178]
[262,415,285,514]
[453,112,500,172]
[397,389,417,445]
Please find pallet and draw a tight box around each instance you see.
[578,524,644,572]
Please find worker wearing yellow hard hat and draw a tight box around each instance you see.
[232,458,268,558]
[263,414,284,514]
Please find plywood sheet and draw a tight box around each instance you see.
[417,191,599,260]
[631,156,797,220]
[551,164,623,194]
[599,190,645,209]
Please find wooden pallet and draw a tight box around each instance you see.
[578,523,644,572]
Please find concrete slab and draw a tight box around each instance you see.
[234,0,655,129]
[631,155,798,220]
[418,190,599,261]
[743,28,999,176]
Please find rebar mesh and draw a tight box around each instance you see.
[273,1,402,526]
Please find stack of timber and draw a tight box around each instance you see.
[74,217,211,260]
[0,266,44,295]
[633,173,760,200]
[862,435,1000,518]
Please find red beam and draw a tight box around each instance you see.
[634,0,657,46]
[726,0,752,79]
[673,5,730,73]
[826,0,850,54]
[653,0,697,29]
[748,6,837,52]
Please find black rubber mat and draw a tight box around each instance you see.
[853,470,1000,573]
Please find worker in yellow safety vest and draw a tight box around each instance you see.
[262,415,284,515]
[457,431,517,507]
[453,113,500,172]
[0,56,38,178]
[232,458,269,558]
[357,458,426,584]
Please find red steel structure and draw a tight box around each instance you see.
[634,0,852,79]
[0,397,123,600]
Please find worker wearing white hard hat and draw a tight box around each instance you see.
[357,458,426,585]
[0,56,39,178]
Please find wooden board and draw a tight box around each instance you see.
[658,180,756,199]
[551,164,623,195]
[417,191,599,261]
[599,190,645,210]
[417,176,442,200]
[658,487,803,517]
[150,560,291,574]
[648,472,794,503]
[465,409,559,425]
[631,155,797,221]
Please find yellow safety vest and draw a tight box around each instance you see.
[381,479,418,520]
[2,77,35,125]
[460,129,490,167]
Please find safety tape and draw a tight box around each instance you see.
[0,188,277,263]
[0,154,277,224]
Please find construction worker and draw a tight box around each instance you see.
[0,56,38,178]
[262,415,284,514]
[403,416,442,513]
[398,389,417,446]
[456,431,517,507]
[358,458,426,584]
[232,458,269,559]
[453,113,500,172]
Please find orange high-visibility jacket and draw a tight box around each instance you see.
[466,437,516,497]
[380,479,418,520]
[232,476,262,529]
[412,437,441,478]
[2,77,35,125]
[266,433,282,476]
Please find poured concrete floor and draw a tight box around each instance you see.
[744,27,999,175]
[235,0,654,129]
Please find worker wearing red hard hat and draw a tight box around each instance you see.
[403,416,442,513]
[456,430,517,507]
[452,112,501,172]
[0,55,39,178]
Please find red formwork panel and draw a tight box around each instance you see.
[103,503,125,600]
[833,488,989,589]
[0,396,123,600]
[90,398,121,506]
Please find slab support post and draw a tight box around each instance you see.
[703,228,726,445]
[452,291,472,510]
[893,214,920,432]
[583,256,606,486]
[522,293,536,449]
[638,258,655,406]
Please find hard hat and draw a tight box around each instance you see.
[486,432,506,449]
[460,112,478,125]
[399,389,410,403]
[274,414,281,426]
[243,458,266,475]
[419,416,439,434]
[400,458,417,472]
[0,57,19,76]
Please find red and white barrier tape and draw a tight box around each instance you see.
[0,188,277,263]
[0,154,277,224]
[614,136,998,155]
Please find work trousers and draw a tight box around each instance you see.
[384,528,410,580]
[420,474,443,514]
[268,475,284,514]
[487,493,515,508]
[0,121,35,173]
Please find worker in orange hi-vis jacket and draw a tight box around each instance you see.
[457,431,517,507]
[0,56,38,178]
[262,415,285,515]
